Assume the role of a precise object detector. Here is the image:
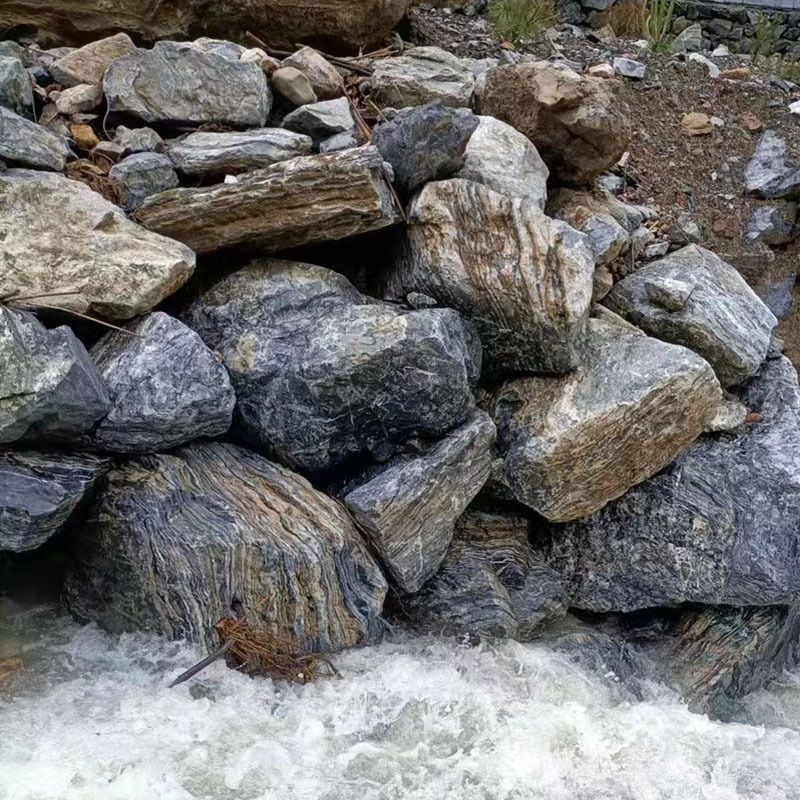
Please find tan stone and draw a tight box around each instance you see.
[70,123,99,150]
[50,33,135,87]
[720,67,751,81]
[681,112,713,136]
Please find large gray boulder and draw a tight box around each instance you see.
[108,152,179,210]
[0,107,69,171]
[0,308,110,445]
[0,169,195,320]
[168,128,313,176]
[91,312,235,454]
[135,146,399,254]
[50,33,136,87]
[64,442,388,654]
[0,56,33,115]
[485,319,722,521]
[343,411,495,593]
[180,259,480,472]
[744,130,800,200]
[605,245,777,387]
[533,356,800,610]
[0,450,110,552]
[387,178,594,374]
[104,41,272,127]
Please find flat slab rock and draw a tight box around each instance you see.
[485,318,721,522]
[0,107,69,171]
[180,258,480,472]
[0,169,195,320]
[135,145,399,254]
[605,245,777,387]
[533,355,800,611]
[343,411,495,593]
[91,312,235,454]
[0,450,110,552]
[64,442,387,653]
[387,178,594,374]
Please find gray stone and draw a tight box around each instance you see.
[0,450,110,553]
[485,319,722,521]
[319,129,360,153]
[644,275,695,311]
[744,130,800,200]
[0,308,110,445]
[676,211,702,243]
[533,356,800,611]
[372,102,478,196]
[705,394,748,432]
[605,245,777,386]
[0,107,69,171]
[193,38,246,61]
[270,66,317,106]
[673,23,704,53]
[64,442,388,654]
[283,47,342,100]
[114,125,165,155]
[387,178,594,374]
[108,152,178,210]
[343,411,495,593]
[613,57,646,79]
[180,259,479,472]
[0,56,32,115]
[50,33,136,87]
[281,97,354,143]
[746,203,797,246]
[91,312,235,454]
[54,83,103,116]
[104,41,272,127]
[167,128,313,176]
[764,272,796,321]
[597,173,625,195]
[134,146,399,254]
[0,169,195,320]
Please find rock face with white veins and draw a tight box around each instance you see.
[0,107,69,171]
[0,56,33,114]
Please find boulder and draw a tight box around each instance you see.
[386,178,594,374]
[281,97,355,144]
[485,319,722,521]
[0,450,110,553]
[0,169,195,320]
[180,259,479,472]
[167,128,313,176]
[0,107,69,171]
[533,356,800,610]
[744,130,800,200]
[343,411,495,593]
[453,115,549,209]
[134,146,399,254]
[108,152,179,210]
[474,61,631,185]
[372,102,479,195]
[283,47,342,100]
[54,83,103,115]
[114,125,165,155]
[104,41,272,127]
[0,56,33,115]
[672,22,703,53]
[50,33,136,87]
[605,245,777,386]
[270,66,318,106]
[91,312,235,454]
[63,442,388,654]
[401,509,565,640]
[746,203,797,246]
[368,47,476,108]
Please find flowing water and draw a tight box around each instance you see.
[2,603,800,800]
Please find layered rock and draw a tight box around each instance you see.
[63,442,388,653]
[0,107,69,171]
[91,312,235,454]
[387,178,594,374]
[135,146,398,254]
[180,259,479,472]
[108,152,178,210]
[343,411,495,593]
[0,169,195,320]
[485,319,721,521]
[50,33,136,87]
[281,97,355,144]
[744,130,800,200]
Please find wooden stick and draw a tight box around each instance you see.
[168,639,236,689]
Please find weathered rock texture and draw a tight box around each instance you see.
[181,259,479,472]
[0,450,110,552]
[387,178,594,374]
[746,203,797,247]
[283,47,342,100]
[64,442,388,653]
[533,356,800,611]
[50,33,136,87]
[91,312,235,454]
[0,56,33,115]
[744,130,800,200]
[0,169,195,320]
[0,107,69,171]
[108,152,178,210]
[281,97,355,144]
[605,245,777,387]
[474,61,631,185]
[135,146,399,254]
[343,411,495,593]
[486,319,721,521]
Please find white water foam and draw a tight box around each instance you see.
[2,613,800,800]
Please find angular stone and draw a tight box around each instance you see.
[0,169,195,320]
[91,312,235,454]
[372,102,478,196]
[368,47,476,108]
[193,38,246,61]
[180,259,479,472]
[50,33,136,87]
[474,61,631,185]
[135,146,399,254]
[319,129,359,153]
[744,130,800,200]
[613,57,646,79]
[55,83,103,115]
[283,47,342,100]
[0,107,69,171]
[343,411,495,593]
[605,245,777,386]
[108,152,179,210]
[673,22,704,53]
[270,66,317,106]
[454,115,549,209]
[281,97,354,143]
[71,124,99,150]
[746,203,798,246]
[113,125,165,155]
[485,319,721,521]
[63,442,388,654]
[104,41,272,127]
[0,450,110,553]
[0,308,110,445]
[387,178,594,374]
[0,56,32,115]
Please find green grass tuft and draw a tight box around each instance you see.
[487,0,557,43]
